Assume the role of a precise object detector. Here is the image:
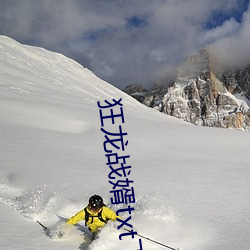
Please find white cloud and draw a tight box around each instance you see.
[200,18,240,45]
[209,5,250,68]
[0,0,249,88]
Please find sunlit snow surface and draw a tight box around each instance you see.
[0,36,250,250]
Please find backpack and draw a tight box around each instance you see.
[84,206,109,226]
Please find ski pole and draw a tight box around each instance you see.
[124,228,181,250]
[37,220,48,230]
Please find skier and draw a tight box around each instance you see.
[66,194,120,239]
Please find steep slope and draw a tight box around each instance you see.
[0,36,250,250]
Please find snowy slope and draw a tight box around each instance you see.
[0,36,250,250]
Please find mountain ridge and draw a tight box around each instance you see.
[123,49,250,130]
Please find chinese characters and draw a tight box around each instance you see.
[97,98,143,249]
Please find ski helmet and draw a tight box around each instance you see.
[89,195,104,211]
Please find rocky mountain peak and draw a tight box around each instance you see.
[177,49,210,78]
[123,49,250,130]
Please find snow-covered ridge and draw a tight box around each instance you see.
[0,35,143,107]
[0,35,151,134]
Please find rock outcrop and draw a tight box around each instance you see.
[123,49,250,130]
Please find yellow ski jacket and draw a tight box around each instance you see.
[67,206,119,233]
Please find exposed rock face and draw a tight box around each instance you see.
[123,49,250,130]
[123,84,147,103]
[217,66,250,99]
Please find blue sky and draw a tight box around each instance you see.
[205,0,249,28]
[0,0,249,89]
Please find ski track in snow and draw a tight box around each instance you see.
[0,181,62,221]
[0,179,213,250]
